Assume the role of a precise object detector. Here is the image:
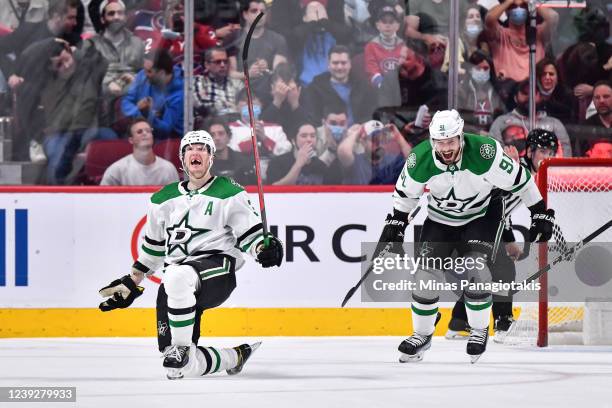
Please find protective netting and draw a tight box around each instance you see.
[503,160,612,346]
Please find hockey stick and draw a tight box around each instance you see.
[509,218,612,296]
[242,12,270,245]
[341,206,422,307]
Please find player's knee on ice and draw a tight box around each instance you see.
[163,265,200,301]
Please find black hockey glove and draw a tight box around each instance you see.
[98,274,144,312]
[374,212,409,258]
[528,201,555,242]
[256,235,284,268]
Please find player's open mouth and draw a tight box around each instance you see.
[441,152,454,160]
[190,158,202,166]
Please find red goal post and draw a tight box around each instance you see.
[535,158,612,347]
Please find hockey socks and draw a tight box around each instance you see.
[167,303,196,346]
[465,297,492,330]
[411,299,438,335]
[196,346,239,375]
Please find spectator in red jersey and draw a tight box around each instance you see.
[228,90,292,178]
[484,0,558,83]
[365,5,404,89]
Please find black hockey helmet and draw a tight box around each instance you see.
[526,128,558,152]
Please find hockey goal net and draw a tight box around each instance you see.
[504,158,612,347]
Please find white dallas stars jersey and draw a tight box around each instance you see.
[134,176,264,274]
[393,133,542,226]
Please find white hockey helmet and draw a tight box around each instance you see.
[179,130,216,165]
[429,109,465,145]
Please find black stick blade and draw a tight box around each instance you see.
[242,12,264,63]
[341,286,358,308]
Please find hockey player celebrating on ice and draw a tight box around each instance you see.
[446,129,560,342]
[377,109,555,363]
[98,130,284,379]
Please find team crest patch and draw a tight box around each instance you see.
[158,321,168,336]
[406,153,417,169]
[480,144,495,159]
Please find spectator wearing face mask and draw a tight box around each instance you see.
[489,80,571,157]
[441,5,489,74]
[228,89,292,180]
[457,50,504,134]
[500,124,527,157]
[314,103,349,171]
[484,0,558,83]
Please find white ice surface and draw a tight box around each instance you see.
[1,337,612,408]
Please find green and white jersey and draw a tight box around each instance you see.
[134,176,264,274]
[393,133,542,226]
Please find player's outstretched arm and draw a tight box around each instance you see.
[98,269,145,312]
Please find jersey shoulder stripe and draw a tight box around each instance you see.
[460,133,497,175]
[151,182,182,204]
[406,140,443,183]
[149,177,244,205]
[203,176,244,200]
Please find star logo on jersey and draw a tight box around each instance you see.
[431,188,480,213]
[480,143,495,160]
[165,212,210,256]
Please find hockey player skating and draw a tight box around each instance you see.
[445,129,560,342]
[98,130,284,379]
[375,110,554,363]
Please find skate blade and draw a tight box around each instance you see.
[251,341,262,352]
[492,331,508,344]
[399,352,424,363]
[469,354,482,364]
[445,330,469,340]
[166,368,184,380]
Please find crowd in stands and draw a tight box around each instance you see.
[0,0,610,186]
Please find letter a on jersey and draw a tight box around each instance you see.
[166,212,210,255]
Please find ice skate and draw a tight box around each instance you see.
[467,328,489,364]
[445,317,470,340]
[398,333,432,363]
[492,315,514,344]
[226,342,261,375]
[163,345,191,380]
